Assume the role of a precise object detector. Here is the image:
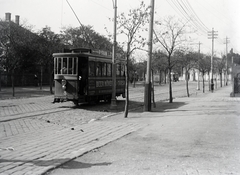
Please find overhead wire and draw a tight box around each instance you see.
[166,0,207,36]
[65,0,95,48]
[175,0,206,34]
[173,0,208,35]
[168,0,196,27]
[193,0,235,46]
[182,0,209,31]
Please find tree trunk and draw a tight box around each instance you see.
[124,54,129,118]
[169,68,173,103]
[202,74,205,93]
[208,72,210,91]
[133,72,136,88]
[159,69,161,85]
[220,72,222,87]
[0,72,1,91]
[49,64,53,94]
[40,66,43,90]
[186,73,190,97]
[152,69,156,108]
[11,70,15,97]
[164,69,167,84]
[215,75,217,89]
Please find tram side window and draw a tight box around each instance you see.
[121,63,125,76]
[117,63,121,77]
[73,58,77,74]
[68,57,77,74]
[69,58,73,74]
[102,63,107,76]
[96,62,102,76]
[107,63,112,77]
[89,61,95,77]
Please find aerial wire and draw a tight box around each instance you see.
[65,0,95,48]
[65,0,84,27]
[174,0,207,34]
[171,0,204,34]
[184,0,209,31]
[180,0,209,32]
[168,0,201,33]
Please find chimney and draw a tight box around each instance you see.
[15,15,20,25]
[5,13,11,22]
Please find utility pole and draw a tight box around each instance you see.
[224,37,230,86]
[110,0,117,109]
[197,41,202,91]
[208,28,218,92]
[144,0,155,111]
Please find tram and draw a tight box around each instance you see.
[52,48,125,105]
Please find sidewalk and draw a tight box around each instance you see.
[54,85,239,175]
[1,85,239,175]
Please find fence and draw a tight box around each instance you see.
[0,73,52,87]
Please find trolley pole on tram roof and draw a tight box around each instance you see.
[144,0,155,111]
[110,0,117,109]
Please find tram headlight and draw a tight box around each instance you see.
[61,79,67,90]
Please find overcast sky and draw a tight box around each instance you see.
[1,0,239,56]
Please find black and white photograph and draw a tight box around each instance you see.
[0,0,240,174]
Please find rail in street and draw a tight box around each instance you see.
[0,81,220,175]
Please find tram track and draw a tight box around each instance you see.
[0,81,208,138]
[0,82,202,125]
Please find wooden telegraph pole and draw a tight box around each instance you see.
[144,0,155,111]
[224,37,230,86]
[110,0,117,109]
[208,28,218,92]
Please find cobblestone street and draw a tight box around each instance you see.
[1,81,230,175]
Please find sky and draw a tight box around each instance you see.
[1,0,240,57]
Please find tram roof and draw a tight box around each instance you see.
[52,52,112,60]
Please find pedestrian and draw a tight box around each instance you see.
[34,74,38,86]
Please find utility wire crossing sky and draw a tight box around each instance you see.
[1,0,239,54]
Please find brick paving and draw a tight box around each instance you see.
[0,96,74,121]
[0,87,146,175]
[0,120,145,175]
[0,82,214,175]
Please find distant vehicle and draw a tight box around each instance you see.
[172,73,179,82]
[52,48,125,105]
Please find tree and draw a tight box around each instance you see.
[215,56,226,87]
[152,50,168,85]
[37,26,64,93]
[0,19,40,96]
[116,1,150,118]
[61,25,113,52]
[180,51,198,97]
[198,55,211,93]
[154,16,188,103]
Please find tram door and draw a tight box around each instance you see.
[78,57,88,95]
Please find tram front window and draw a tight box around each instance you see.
[61,62,67,74]
[55,57,77,75]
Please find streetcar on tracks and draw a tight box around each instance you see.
[52,48,125,105]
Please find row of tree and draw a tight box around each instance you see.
[1,1,240,117]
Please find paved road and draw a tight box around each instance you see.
[0,81,220,175]
[49,85,240,175]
